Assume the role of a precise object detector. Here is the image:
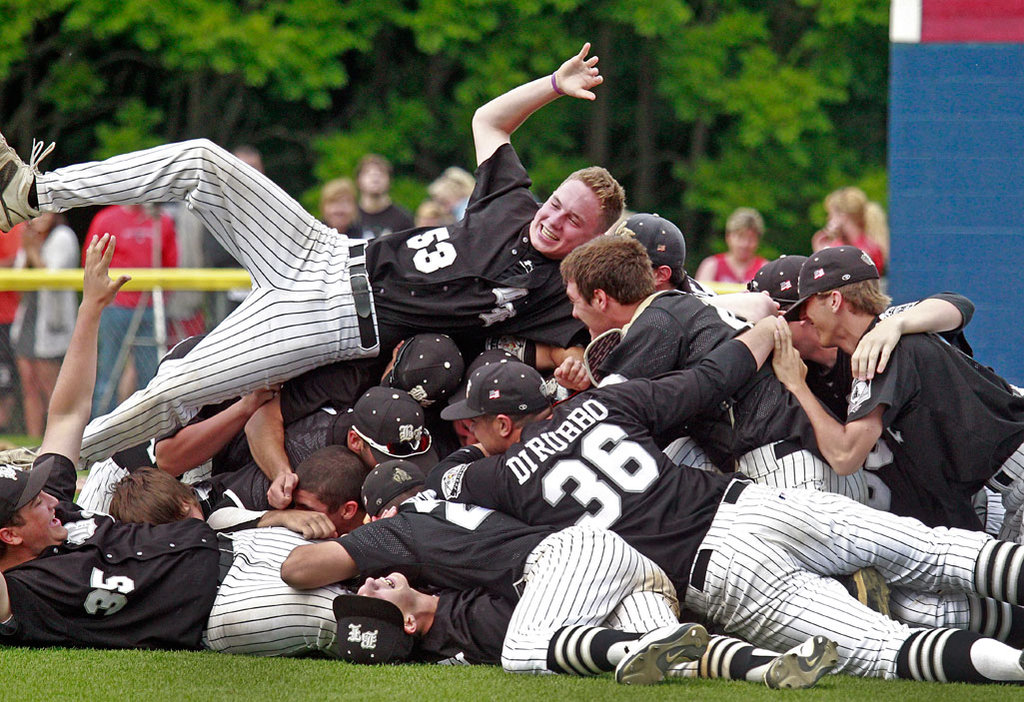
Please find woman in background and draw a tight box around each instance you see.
[811,186,888,273]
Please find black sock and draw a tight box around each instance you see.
[546,626,638,676]
[969,595,1024,648]
[896,629,990,683]
[974,541,1024,606]
[699,635,776,680]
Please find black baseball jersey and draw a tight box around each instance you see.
[846,327,1024,529]
[279,357,384,425]
[427,339,760,592]
[338,495,553,602]
[366,144,583,350]
[416,588,512,665]
[597,293,822,463]
[2,453,219,650]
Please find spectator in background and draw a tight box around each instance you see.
[695,207,768,285]
[414,199,454,228]
[319,178,362,237]
[428,166,476,221]
[812,186,888,274]
[0,223,21,430]
[86,205,178,417]
[356,153,413,239]
[11,214,79,438]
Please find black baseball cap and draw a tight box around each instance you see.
[350,387,437,470]
[747,255,807,308]
[333,595,414,664]
[613,213,686,271]
[383,334,465,408]
[361,460,426,517]
[441,360,550,421]
[0,461,52,525]
[785,246,880,320]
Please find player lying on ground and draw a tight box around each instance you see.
[0,43,621,467]
[426,353,1024,682]
[282,460,839,689]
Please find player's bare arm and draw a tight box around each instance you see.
[257,510,337,540]
[851,297,967,380]
[773,318,882,474]
[280,541,358,589]
[472,42,602,165]
[154,386,277,477]
[734,316,779,368]
[38,233,129,464]
[243,395,298,509]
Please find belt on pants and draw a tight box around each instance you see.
[773,439,803,461]
[216,534,234,587]
[689,479,750,593]
[348,243,377,348]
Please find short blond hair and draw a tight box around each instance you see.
[563,167,626,234]
[726,207,764,236]
[320,178,356,212]
[824,279,890,316]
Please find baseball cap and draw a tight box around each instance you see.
[333,595,414,664]
[0,461,52,525]
[785,246,879,320]
[612,213,686,271]
[382,334,465,408]
[747,255,807,307]
[350,387,437,470]
[361,460,426,517]
[441,360,550,421]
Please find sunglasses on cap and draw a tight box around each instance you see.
[351,425,433,458]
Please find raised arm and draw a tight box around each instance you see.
[851,296,970,380]
[243,395,298,509]
[772,318,882,474]
[280,541,358,589]
[38,234,129,464]
[472,43,602,165]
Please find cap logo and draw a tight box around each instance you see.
[813,268,825,279]
[0,465,17,481]
[489,389,501,399]
[397,424,421,443]
[347,624,379,650]
[860,252,874,267]
[614,221,635,238]
[780,280,792,291]
[407,385,429,404]
[392,467,413,483]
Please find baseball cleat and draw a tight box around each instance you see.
[0,132,53,231]
[614,622,708,685]
[850,566,892,618]
[764,635,839,689]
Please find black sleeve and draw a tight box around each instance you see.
[598,308,685,380]
[600,338,757,440]
[464,144,533,216]
[428,446,486,491]
[416,588,512,665]
[847,349,906,421]
[36,453,78,505]
[279,357,383,424]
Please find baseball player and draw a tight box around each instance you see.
[0,43,621,466]
[283,460,838,688]
[427,351,1024,683]
[775,246,1024,537]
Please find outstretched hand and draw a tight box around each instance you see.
[553,43,603,100]
[83,233,130,309]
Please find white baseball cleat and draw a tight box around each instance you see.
[763,635,839,689]
[614,623,709,685]
[0,132,53,231]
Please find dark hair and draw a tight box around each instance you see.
[295,446,370,513]
[560,236,656,304]
[0,510,26,560]
[109,468,199,524]
[357,153,392,177]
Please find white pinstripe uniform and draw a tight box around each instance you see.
[685,482,992,679]
[35,139,379,464]
[736,443,868,503]
[501,525,680,673]
[205,527,352,656]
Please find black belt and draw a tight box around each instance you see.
[349,243,377,349]
[773,439,803,460]
[216,534,234,586]
[690,480,750,592]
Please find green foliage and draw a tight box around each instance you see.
[0,0,890,258]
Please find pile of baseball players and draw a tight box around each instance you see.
[3,42,1024,690]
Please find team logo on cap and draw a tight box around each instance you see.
[489,389,501,399]
[347,624,379,650]
[813,268,825,280]
[780,280,792,291]
[0,465,17,481]
[398,424,421,444]
[407,385,429,405]
[860,251,874,267]
[392,466,413,484]
[613,221,636,238]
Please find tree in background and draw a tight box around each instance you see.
[0,0,889,268]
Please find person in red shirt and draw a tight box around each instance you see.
[695,207,768,285]
[811,187,888,274]
[84,205,177,416]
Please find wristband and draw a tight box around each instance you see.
[551,73,565,96]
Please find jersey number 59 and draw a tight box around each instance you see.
[541,424,658,529]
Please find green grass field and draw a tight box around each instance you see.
[1,648,1023,701]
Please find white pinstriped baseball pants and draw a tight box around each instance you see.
[683,482,991,679]
[35,140,379,463]
[204,528,352,656]
[737,442,869,503]
[501,526,680,674]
